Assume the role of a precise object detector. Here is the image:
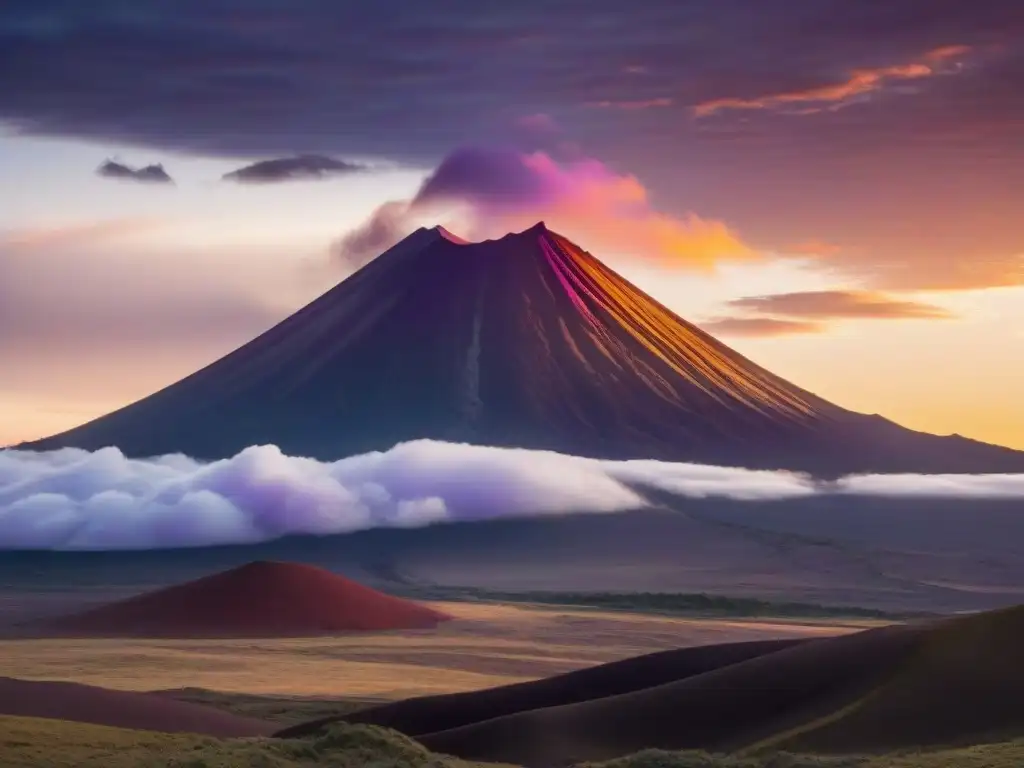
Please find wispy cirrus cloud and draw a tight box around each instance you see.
[701,290,954,338]
[698,317,824,338]
[727,290,954,320]
[694,45,973,117]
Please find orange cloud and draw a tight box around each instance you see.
[785,240,843,257]
[727,290,954,320]
[699,290,953,340]
[340,146,755,271]
[694,45,971,117]
[800,246,1024,292]
[871,255,1024,292]
[523,208,752,271]
[698,317,824,337]
[476,152,754,269]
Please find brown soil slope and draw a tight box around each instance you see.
[19,224,1024,475]
[45,560,450,638]
[0,677,273,736]
[419,608,1024,766]
[277,637,810,739]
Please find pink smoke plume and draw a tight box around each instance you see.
[334,146,753,269]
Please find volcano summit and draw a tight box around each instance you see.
[18,224,1024,475]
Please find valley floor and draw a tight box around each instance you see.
[0,601,856,699]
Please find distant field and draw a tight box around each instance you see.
[4,606,1023,767]
[0,716,486,768]
[411,587,917,621]
[0,601,852,699]
[2,715,1023,768]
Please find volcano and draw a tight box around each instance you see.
[17,223,1024,475]
[45,560,451,637]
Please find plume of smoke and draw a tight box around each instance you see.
[2,440,1024,551]
[333,201,414,271]
[333,146,752,269]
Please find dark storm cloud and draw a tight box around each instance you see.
[0,1,1020,163]
[97,159,173,184]
[222,154,366,184]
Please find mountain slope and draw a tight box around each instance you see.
[17,223,1024,474]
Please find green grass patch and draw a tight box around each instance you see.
[587,741,1024,768]
[0,716,494,768]
[2,715,1023,768]
[156,688,381,725]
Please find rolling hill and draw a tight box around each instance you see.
[43,560,450,637]
[385,607,1024,765]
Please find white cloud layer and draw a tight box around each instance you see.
[1,440,1023,550]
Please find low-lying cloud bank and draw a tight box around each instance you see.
[1,440,1022,550]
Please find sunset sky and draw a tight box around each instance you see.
[1,1,1022,451]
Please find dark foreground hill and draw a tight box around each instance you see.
[0,677,272,737]
[5,714,1024,768]
[44,560,450,638]
[277,637,809,739]
[401,606,1024,766]
[16,223,1024,475]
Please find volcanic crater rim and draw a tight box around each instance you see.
[433,221,548,246]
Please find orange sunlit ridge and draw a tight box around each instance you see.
[540,231,819,421]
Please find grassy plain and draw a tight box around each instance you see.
[2,716,1023,768]
[0,601,853,699]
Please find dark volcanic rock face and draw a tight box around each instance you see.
[17,224,1024,475]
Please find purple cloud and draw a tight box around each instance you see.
[333,145,753,268]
